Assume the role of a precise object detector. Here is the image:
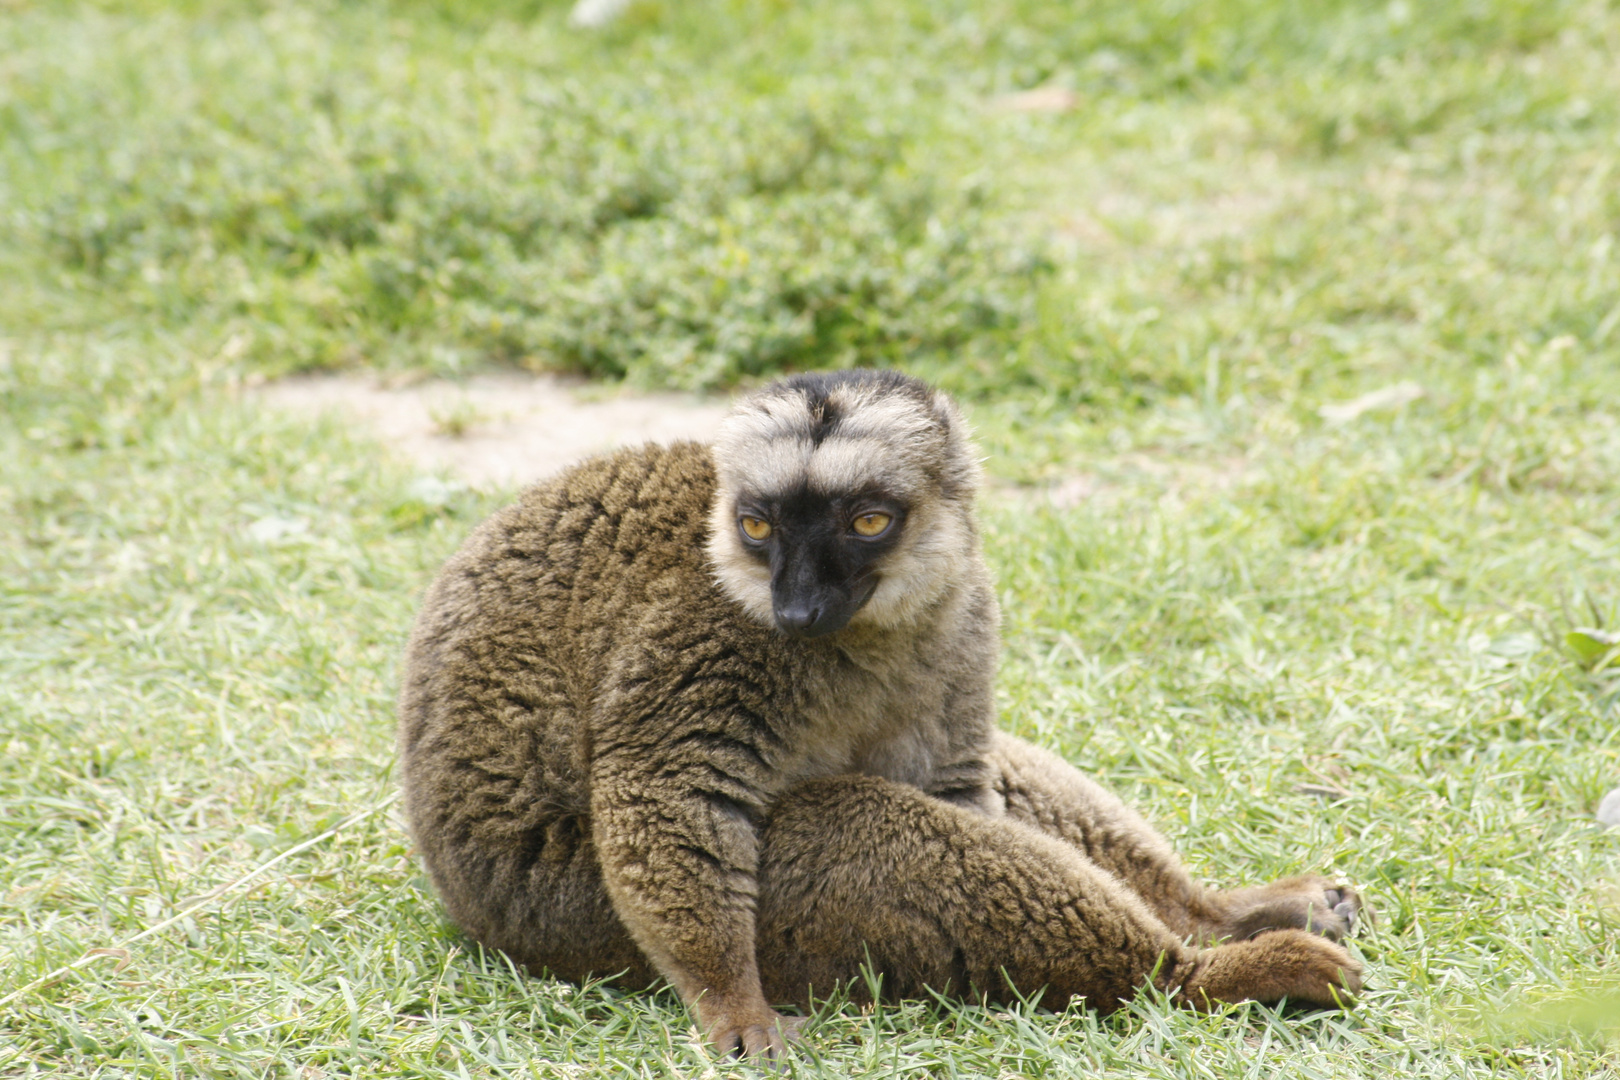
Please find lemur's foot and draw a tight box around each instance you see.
[1218,875,1361,943]
[1178,929,1362,1009]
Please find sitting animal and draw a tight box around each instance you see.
[397,370,1361,1061]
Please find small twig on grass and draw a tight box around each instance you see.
[1295,783,1353,800]
[0,792,401,1012]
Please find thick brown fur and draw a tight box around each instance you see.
[398,371,1361,1062]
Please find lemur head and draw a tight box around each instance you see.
[706,370,982,639]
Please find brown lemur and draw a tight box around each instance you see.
[398,370,1362,1061]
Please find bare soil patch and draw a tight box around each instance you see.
[254,371,733,491]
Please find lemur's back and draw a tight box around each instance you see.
[397,442,742,963]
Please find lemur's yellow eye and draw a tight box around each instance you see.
[740,517,772,541]
[852,513,892,537]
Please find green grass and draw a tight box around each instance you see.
[4,0,1620,1076]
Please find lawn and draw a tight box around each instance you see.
[2,0,1619,1076]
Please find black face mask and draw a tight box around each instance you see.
[735,487,906,640]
